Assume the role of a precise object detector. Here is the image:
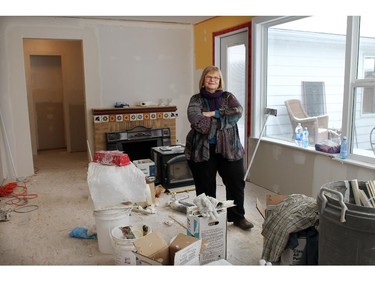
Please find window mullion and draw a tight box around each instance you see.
[342,17,360,148]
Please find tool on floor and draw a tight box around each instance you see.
[165,186,195,194]
[168,192,195,213]
[168,215,187,230]
[244,107,278,181]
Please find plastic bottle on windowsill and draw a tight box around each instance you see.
[302,127,309,148]
[295,123,303,147]
[340,136,348,159]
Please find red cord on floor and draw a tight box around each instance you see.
[0,182,17,197]
[1,181,38,206]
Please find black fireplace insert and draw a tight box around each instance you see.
[106,126,171,161]
[151,146,194,189]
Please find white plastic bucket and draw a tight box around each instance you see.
[111,224,152,265]
[93,206,132,254]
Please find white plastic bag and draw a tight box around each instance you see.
[87,162,149,210]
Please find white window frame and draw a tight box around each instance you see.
[252,16,375,167]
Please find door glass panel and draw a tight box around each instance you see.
[227,44,246,146]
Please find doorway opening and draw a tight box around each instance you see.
[23,39,87,157]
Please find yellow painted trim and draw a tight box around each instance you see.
[194,16,252,70]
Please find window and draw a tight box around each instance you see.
[362,57,375,114]
[253,16,375,163]
[351,16,375,160]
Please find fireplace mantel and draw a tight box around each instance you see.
[92,106,177,115]
[92,106,177,152]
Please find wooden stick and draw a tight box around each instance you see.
[366,181,375,207]
[168,215,187,230]
[351,179,361,206]
[369,181,375,207]
[359,189,372,207]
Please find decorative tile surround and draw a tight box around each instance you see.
[92,106,177,152]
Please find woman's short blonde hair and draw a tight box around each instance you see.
[198,65,225,91]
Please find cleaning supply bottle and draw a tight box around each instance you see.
[302,127,309,148]
[295,123,303,147]
[340,136,348,159]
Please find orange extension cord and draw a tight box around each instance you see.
[0,181,38,206]
[0,182,17,197]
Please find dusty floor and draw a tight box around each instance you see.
[0,150,274,265]
[0,150,364,280]
[0,149,274,266]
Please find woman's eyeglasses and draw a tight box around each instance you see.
[205,75,220,81]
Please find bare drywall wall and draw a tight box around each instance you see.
[0,16,194,178]
[248,139,375,198]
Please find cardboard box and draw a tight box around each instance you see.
[93,151,131,166]
[186,206,227,265]
[133,231,203,265]
[256,194,288,219]
[292,236,307,265]
[280,235,307,265]
[205,259,232,265]
[133,159,155,177]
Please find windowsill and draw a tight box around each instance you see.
[332,156,375,171]
[258,137,375,171]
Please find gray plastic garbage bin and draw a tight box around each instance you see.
[317,180,375,265]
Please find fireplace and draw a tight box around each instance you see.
[94,105,193,190]
[92,106,177,152]
[106,126,194,190]
[106,126,171,161]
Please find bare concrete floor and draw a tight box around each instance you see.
[1,149,276,267]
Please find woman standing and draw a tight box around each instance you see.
[185,65,253,230]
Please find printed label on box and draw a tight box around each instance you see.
[187,208,227,265]
[133,159,155,177]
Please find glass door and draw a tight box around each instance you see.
[216,30,248,161]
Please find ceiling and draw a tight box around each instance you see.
[78,16,214,25]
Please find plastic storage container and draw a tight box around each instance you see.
[317,181,375,265]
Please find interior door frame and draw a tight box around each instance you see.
[213,22,252,165]
[23,38,87,156]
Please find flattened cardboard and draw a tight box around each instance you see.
[256,194,288,219]
[136,181,156,207]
